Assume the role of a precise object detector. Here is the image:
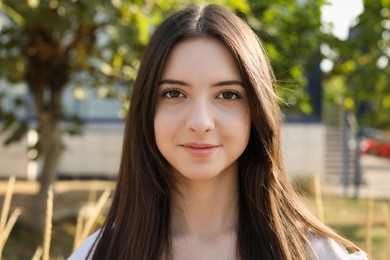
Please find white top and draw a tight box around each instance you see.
[308,233,368,260]
[68,230,368,260]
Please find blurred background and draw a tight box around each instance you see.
[0,0,389,259]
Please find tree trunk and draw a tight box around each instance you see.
[22,110,63,233]
[21,59,65,232]
[34,119,62,232]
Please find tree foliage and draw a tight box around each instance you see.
[245,0,328,118]
[324,0,390,130]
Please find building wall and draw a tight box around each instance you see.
[0,135,29,178]
[282,123,325,176]
[57,124,124,178]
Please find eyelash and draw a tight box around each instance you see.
[160,88,185,98]
[160,88,242,100]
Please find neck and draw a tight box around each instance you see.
[171,164,239,239]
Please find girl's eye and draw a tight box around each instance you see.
[161,89,185,98]
[216,90,241,100]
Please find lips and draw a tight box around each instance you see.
[181,143,219,158]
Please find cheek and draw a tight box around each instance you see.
[235,110,251,148]
[154,107,181,145]
[219,107,250,134]
[154,110,167,145]
[240,115,251,145]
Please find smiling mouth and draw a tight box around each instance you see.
[181,143,219,158]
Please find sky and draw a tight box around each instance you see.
[320,0,365,72]
[321,0,364,40]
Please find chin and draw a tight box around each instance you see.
[174,167,234,183]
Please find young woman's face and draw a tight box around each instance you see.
[154,38,250,182]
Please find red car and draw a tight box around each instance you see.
[360,138,390,158]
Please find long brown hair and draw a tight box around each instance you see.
[91,4,359,259]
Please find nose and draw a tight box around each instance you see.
[186,99,215,134]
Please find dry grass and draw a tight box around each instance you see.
[42,186,53,260]
[0,177,15,233]
[0,177,21,259]
[73,189,111,250]
[0,180,112,259]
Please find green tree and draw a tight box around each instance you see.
[245,0,328,118]
[324,0,390,130]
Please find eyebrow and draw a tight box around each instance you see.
[212,80,244,87]
[158,79,244,87]
[158,79,188,86]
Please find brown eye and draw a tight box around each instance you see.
[222,92,234,99]
[169,90,181,98]
[161,88,185,98]
[217,90,240,100]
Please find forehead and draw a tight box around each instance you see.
[161,37,242,82]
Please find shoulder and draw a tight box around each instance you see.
[308,233,368,260]
[67,230,101,260]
